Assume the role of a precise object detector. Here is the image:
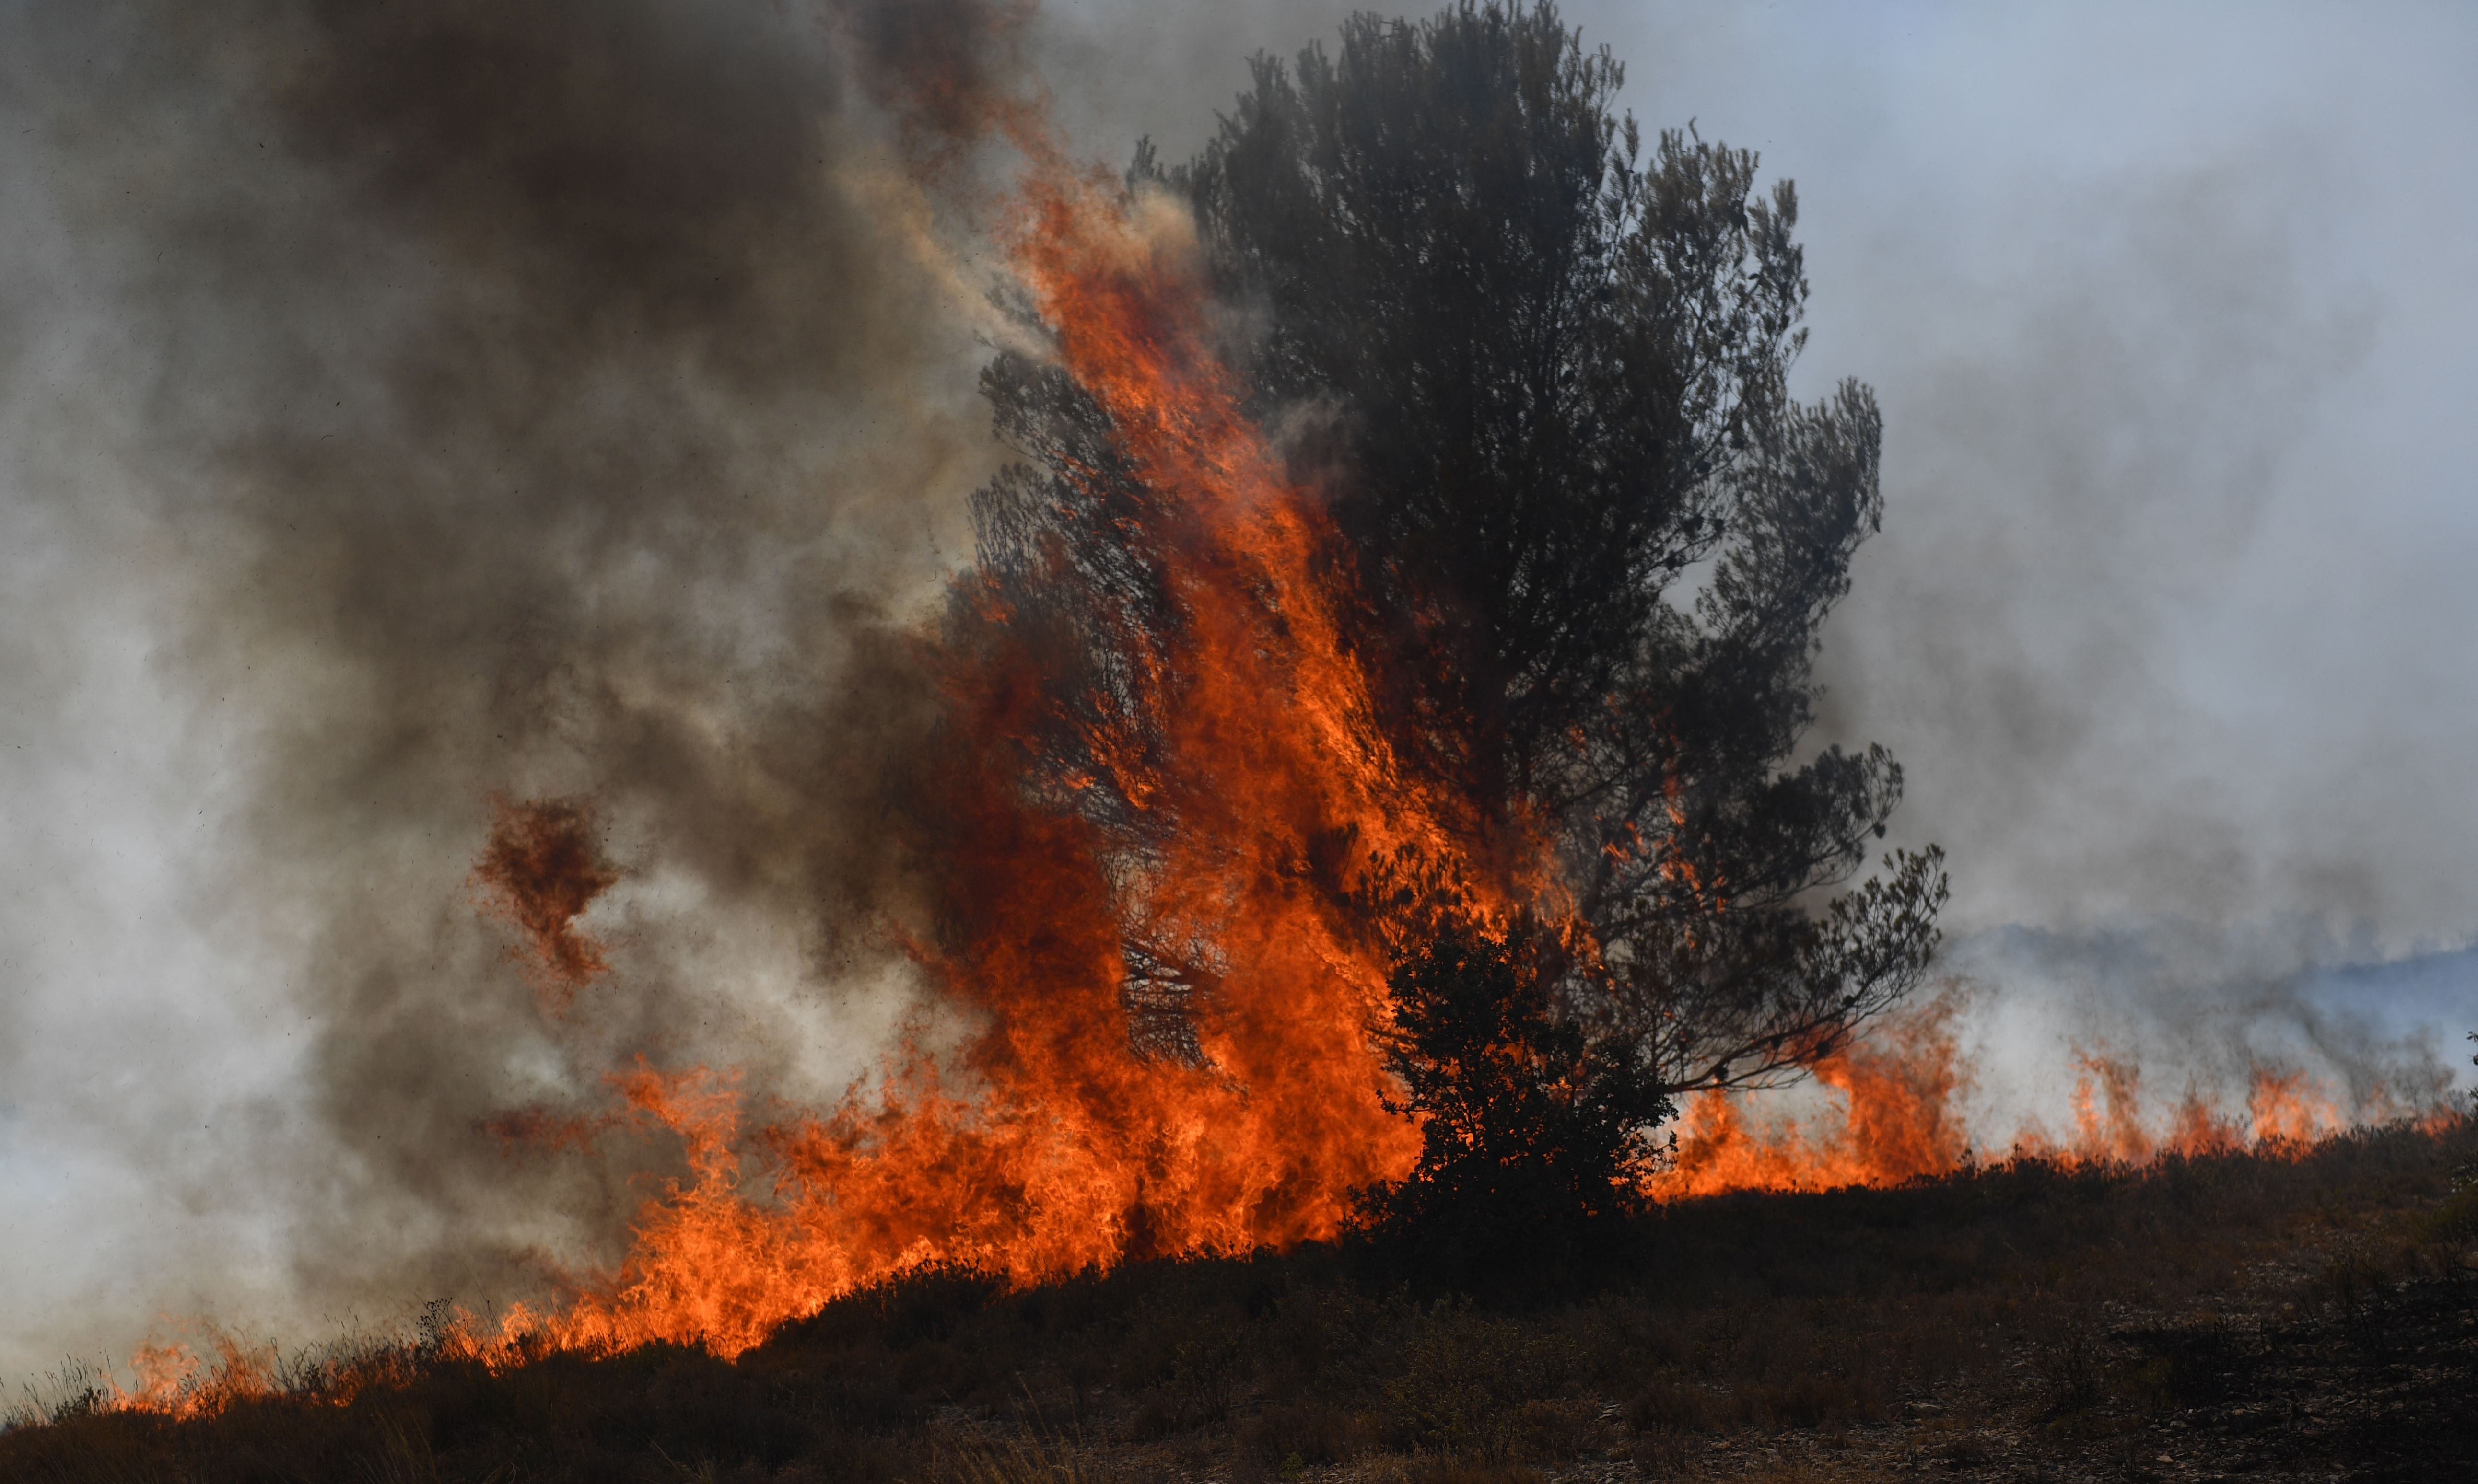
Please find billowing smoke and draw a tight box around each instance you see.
[0,0,1042,1375]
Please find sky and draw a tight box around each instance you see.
[3,0,2474,1382]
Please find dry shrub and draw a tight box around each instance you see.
[1625,1378,1723,1438]
[2030,1311,2103,1414]
[1761,1370,1881,1429]
[1239,1398,1362,1469]
[894,1342,979,1401]
[1380,1309,1581,1459]
[1253,1287,1384,1400]
[1356,1458,1545,1484]
[2417,1176,2478,1245]
[1626,1367,1877,1439]
[8,1122,2468,1483]
[926,1432,1106,1484]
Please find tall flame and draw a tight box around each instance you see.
[455,142,1524,1361]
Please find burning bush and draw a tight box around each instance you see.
[413,0,1951,1345]
[1178,2,1950,1093]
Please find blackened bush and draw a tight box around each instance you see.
[1358,914,1670,1286]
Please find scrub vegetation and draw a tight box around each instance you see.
[7,1119,2472,1483]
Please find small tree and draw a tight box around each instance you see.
[1359,910,1670,1281]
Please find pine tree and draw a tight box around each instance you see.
[962,1,1948,1224]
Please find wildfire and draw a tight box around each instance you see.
[86,18,2463,1423]
[1653,996,1975,1199]
[94,56,1511,1416]
[1656,994,2380,1200]
[441,127,1510,1364]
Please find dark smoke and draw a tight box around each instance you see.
[471,798,622,1012]
[0,0,1038,1368]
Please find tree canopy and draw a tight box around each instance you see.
[962,0,1945,1138]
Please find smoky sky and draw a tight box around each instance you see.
[1584,1,2478,944]
[0,0,1029,1377]
[4,0,2476,1379]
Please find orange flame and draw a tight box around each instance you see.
[400,109,2454,1368]
[88,1329,284,1422]
[1653,996,1973,1198]
[1656,994,2400,1201]
[448,139,1518,1363]
[2247,1065,2343,1148]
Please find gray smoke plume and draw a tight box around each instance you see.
[0,0,1044,1375]
[1579,0,2478,1130]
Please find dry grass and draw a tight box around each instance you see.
[4,1119,2471,1483]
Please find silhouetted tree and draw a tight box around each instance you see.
[1180,0,1946,1093]
[964,0,1946,1165]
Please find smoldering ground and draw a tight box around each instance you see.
[3,0,2475,1382]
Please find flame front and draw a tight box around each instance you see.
[1653,996,2383,1200]
[456,146,1516,1361]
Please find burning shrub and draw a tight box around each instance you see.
[1357,911,1668,1281]
[1180,1,1949,1094]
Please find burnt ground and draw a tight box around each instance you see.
[3,1121,2472,1484]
